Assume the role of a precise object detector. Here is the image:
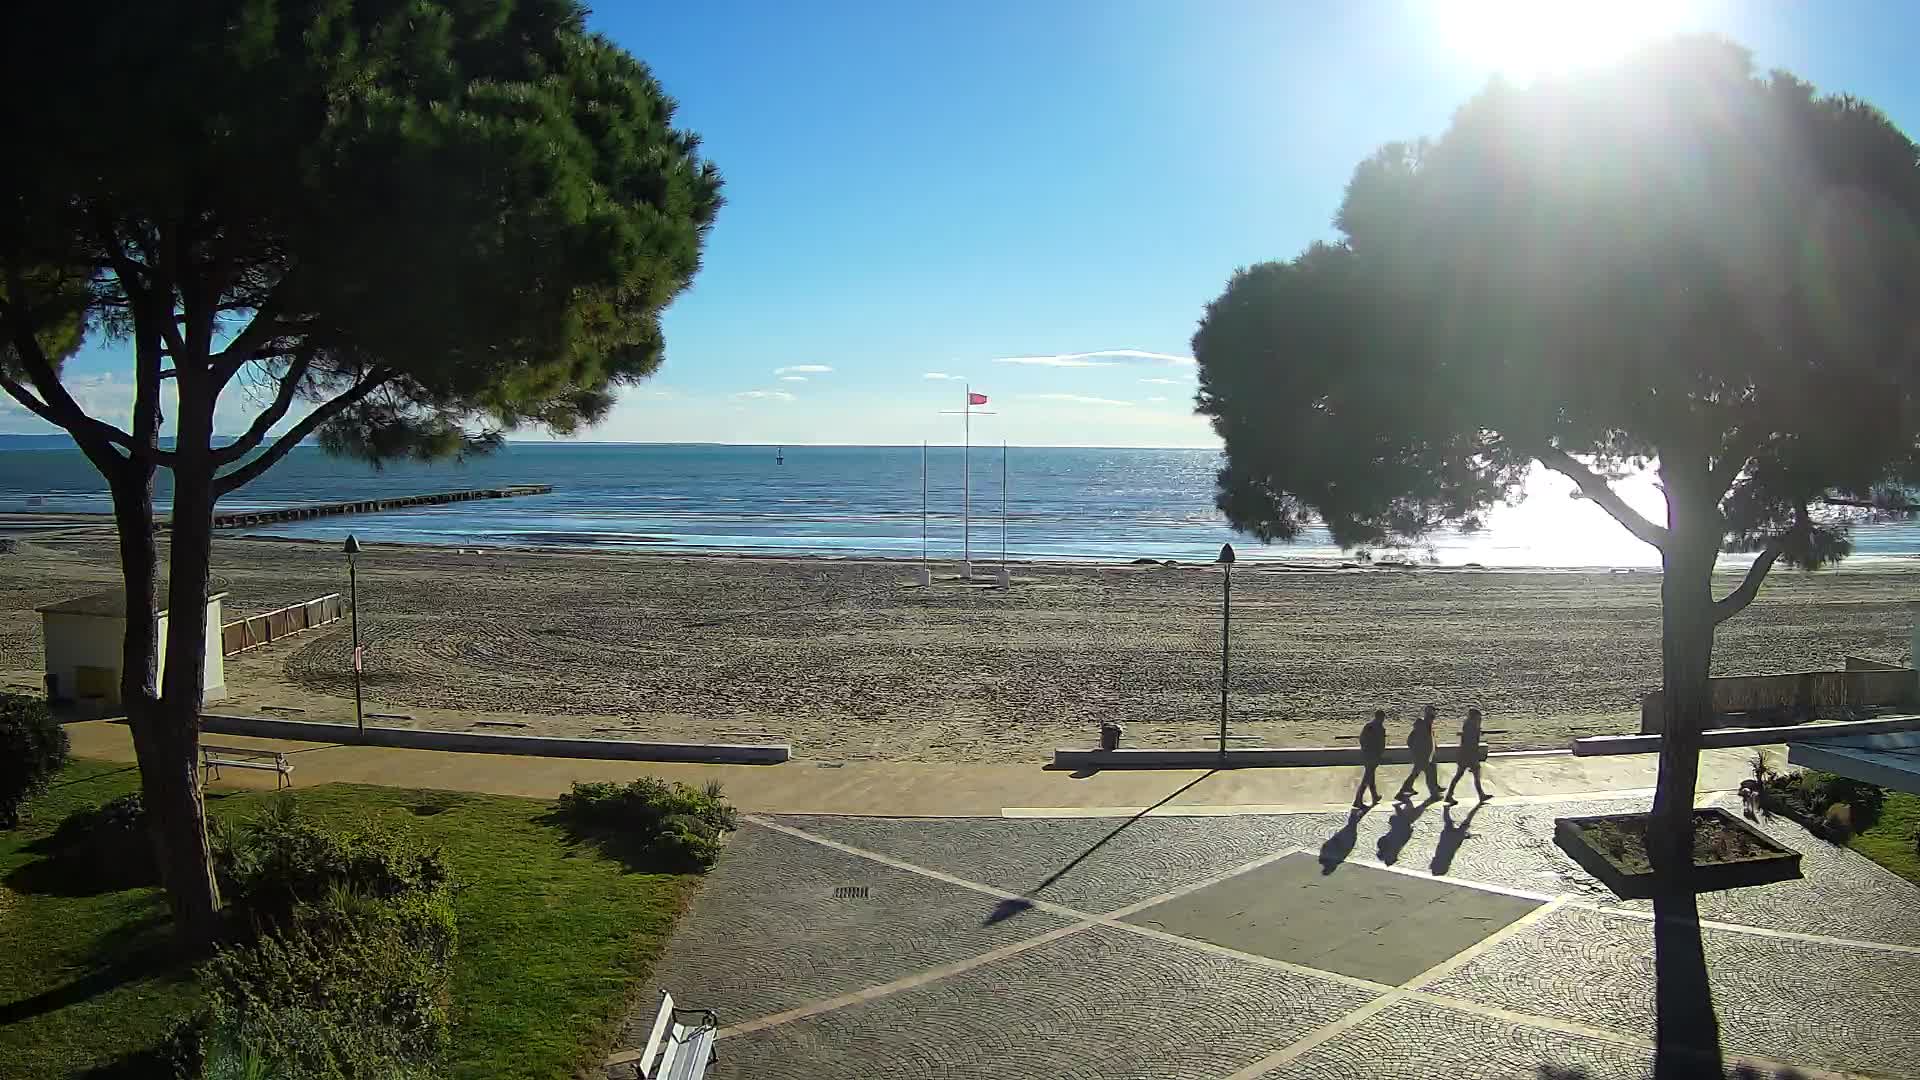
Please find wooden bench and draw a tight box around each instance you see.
[632,991,716,1079]
[200,744,294,790]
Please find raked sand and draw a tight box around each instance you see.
[2,535,1914,762]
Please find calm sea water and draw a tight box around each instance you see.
[3,441,1918,568]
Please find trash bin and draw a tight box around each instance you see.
[1099,721,1123,751]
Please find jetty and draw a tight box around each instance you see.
[210,485,551,530]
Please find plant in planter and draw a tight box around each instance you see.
[1554,808,1803,899]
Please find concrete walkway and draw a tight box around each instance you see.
[66,719,1767,816]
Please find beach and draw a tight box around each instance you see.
[3,535,1913,762]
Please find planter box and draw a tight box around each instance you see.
[1553,807,1802,900]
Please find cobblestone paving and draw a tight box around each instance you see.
[1424,904,1920,1078]
[708,924,1377,1080]
[610,822,1073,1040]
[1266,998,1653,1079]
[610,800,1920,1079]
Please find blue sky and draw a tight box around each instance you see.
[13,1,1920,447]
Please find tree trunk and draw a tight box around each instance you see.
[1650,533,1715,866]
[152,396,224,950]
[1648,487,1724,1078]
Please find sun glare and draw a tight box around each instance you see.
[1434,0,1687,80]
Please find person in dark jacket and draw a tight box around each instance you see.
[1354,709,1387,808]
[1395,704,1443,803]
[1446,706,1490,803]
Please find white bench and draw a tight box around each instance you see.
[632,991,716,1079]
[200,744,294,790]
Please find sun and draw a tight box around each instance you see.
[1433,0,1688,80]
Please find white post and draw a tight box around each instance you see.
[998,441,1010,588]
[962,385,972,580]
[915,442,931,586]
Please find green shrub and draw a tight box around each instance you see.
[46,792,156,887]
[214,795,450,935]
[193,889,456,1080]
[0,693,69,827]
[554,777,737,871]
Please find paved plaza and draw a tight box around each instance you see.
[608,791,1920,1080]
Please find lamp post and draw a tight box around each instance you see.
[344,534,363,736]
[1218,542,1235,758]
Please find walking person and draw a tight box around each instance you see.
[1395,704,1443,803]
[1446,706,1490,804]
[1354,709,1387,809]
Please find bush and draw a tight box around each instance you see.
[174,798,458,1080]
[0,693,69,827]
[1823,802,1856,842]
[554,777,737,871]
[213,795,451,936]
[192,889,456,1080]
[46,792,156,887]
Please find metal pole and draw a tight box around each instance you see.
[349,552,363,736]
[1220,561,1230,755]
[963,386,971,577]
[921,441,928,566]
[1001,441,1008,571]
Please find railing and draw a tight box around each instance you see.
[221,593,345,656]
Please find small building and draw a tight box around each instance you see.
[36,588,227,708]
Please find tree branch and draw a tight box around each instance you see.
[213,368,392,495]
[212,352,312,465]
[0,290,151,461]
[1533,443,1671,551]
[1713,507,1808,624]
[0,373,61,426]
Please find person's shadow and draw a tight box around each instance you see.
[1318,805,1370,874]
[1428,801,1484,876]
[1375,795,1437,866]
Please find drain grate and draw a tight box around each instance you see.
[832,886,870,900]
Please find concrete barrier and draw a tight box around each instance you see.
[1574,713,1920,756]
[1051,744,1492,770]
[199,713,789,764]
[1639,668,1917,733]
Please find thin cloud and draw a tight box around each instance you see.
[1020,393,1135,407]
[1146,396,1170,403]
[1138,377,1185,385]
[993,349,1194,369]
[923,372,964,381]
[779,376,808,382]
[733,390,796,401]
[775,364,833,375]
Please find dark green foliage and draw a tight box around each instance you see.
[1196,36,1920,562]
[173,798,458,1079]
[192,890,457,1080]
[0,694,69,827]
[555,777,737,871]
[1765,770,1887,838]
[212,795,451,937]
[44,793,156,887]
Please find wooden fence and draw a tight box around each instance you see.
[1639,666,1919,733]
[221,593,345,657]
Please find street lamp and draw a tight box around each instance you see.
[1218,542,1235,758]
[344,534,363,736]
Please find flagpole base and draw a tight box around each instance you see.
[996,566,1010,588]
[912,566,931,586]
[961,560,973,581]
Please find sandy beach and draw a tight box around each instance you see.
[2,535,1914,762]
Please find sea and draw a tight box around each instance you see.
[3,440,1919,569]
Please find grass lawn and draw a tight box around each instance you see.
[1851,790,1920,886]
[1,759,700,1080]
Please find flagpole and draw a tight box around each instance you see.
[921,441,928,567]
[1001,441,1008,574]
[963,385,972,579]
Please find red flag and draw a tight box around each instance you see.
[968,392,988,405]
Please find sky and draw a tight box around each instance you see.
[12,0,1920,447]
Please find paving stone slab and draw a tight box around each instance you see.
[708,923,1379,1080]
[1122,851,1542,984]
[1423,904,1920,1078]
[609,821,1073,1052]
